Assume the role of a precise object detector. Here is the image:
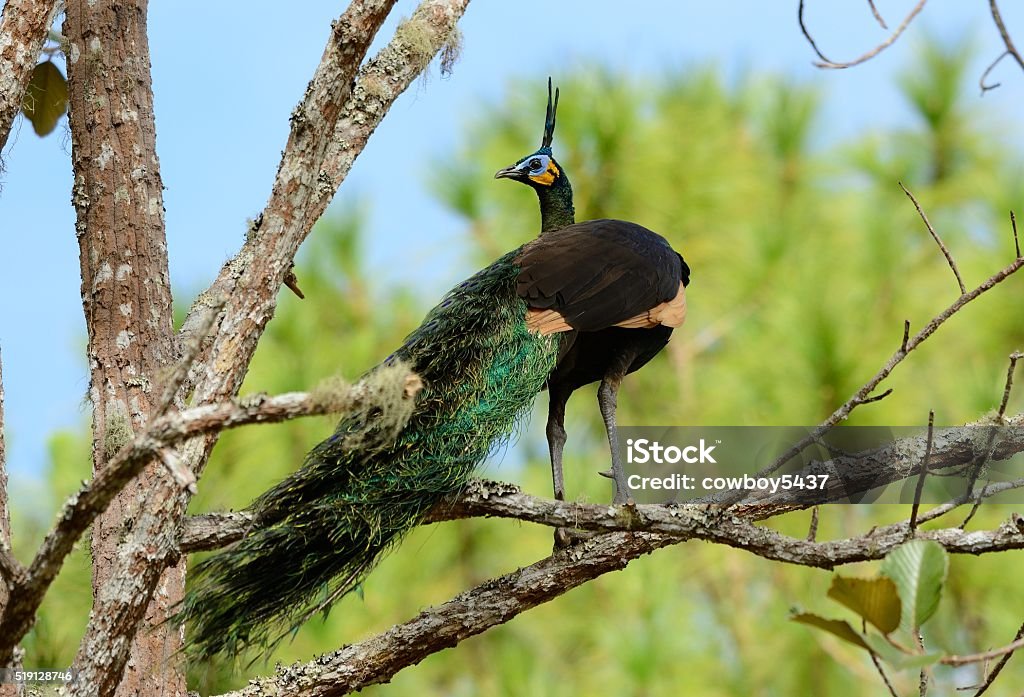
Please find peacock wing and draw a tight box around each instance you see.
[515,219,686,334]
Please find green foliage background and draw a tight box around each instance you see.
[12,39,1024,696]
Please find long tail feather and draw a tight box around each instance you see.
[180,253,559,659]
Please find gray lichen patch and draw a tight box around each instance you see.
[104,413,135,461]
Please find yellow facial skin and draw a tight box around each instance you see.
[529,161,560,187]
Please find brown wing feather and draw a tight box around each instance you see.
[515,219,685,333]
[525,308,574,335]
[613,282,687,329]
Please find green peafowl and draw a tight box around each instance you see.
[181,97,689,661]
[495,79,691,523]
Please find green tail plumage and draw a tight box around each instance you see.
[181,251,559,658]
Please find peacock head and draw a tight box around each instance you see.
[494,78,568,191]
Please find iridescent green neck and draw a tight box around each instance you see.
[537,174,575,233]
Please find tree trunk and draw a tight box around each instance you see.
[63,2,181,695]
[0,352,20,697]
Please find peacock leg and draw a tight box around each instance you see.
[598,376,631,504]
[547,384,573,549]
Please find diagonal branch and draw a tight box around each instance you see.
[216,531,672,697]
[0,0,62,151]
[900,182,966,295]
[744,253,1024,488]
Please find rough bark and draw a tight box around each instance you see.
[0,350,22,697]
[0,0,62,151]
[218,531,668,697]
[62,2,178,695]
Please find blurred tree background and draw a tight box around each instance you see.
[11,37,1024,696]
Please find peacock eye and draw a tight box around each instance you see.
[529,158,542,171]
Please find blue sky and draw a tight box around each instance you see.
[0,1,1021,480]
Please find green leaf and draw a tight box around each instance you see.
[21,61,67,136]
[827,575,902,635]
[881,540,948,632]
[791,611,870,651]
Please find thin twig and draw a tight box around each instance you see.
[1011,211,1020,259]
[943,634,1024,667]
[797,0,836,64]
[866,0,887,29]
[901,182,966,295]
[806,506,819,542]
[960,352,1023,528]
[979,51,1008,93]
[972,620,1024,695]
[798,0,929,70]
[859,388,893,406]
[989,0,1024,73]
[998,352,1023,418]
[866,619,902,697]
[902,319,911,354]
[914,629,930,696]
[909,410,935,534]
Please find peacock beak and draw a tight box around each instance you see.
[494,165,523,180]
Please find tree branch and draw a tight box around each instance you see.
[744,252,1024,487]
[798,0,928,70]
[215,531,672,697]
[0,0,62,151]
[185,451,1024,567]
[944,633,1024,667]
[0,366,418,669]
[205,482,1024,696]
[971,620,1024,695]
[989,0,1024,74]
